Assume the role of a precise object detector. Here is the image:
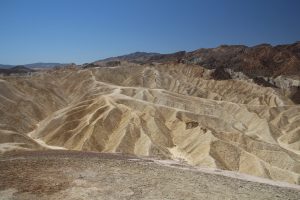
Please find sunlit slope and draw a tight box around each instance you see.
[0,64,299,184]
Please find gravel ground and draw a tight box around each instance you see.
[0,150,299,200]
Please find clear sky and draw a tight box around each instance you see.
[0,0,300,65]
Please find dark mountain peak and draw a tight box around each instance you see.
[130,52,156,56]
[0,65,34,75]
[11,65,30,70]
[187,41,300,77]
[217,44,247,49]
[98,52,160,62]
[252,43,272,48]
[11,65,35,73]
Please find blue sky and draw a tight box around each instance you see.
[0,0,300,65]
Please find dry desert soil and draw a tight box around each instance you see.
[0,150,299,200]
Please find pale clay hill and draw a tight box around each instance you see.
[0,62,300,188]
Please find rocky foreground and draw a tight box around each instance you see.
[0,150,299,200]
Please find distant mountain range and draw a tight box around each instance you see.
[96,52,160,63]
[2,41,300,77]
[0,63,70,69]
[0,65,35,75]
[0,64,15,69]
[95,41,300,77]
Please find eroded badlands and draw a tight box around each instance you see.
[0,63,300,185]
